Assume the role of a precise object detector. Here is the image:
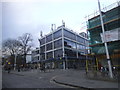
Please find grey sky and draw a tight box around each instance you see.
[2,0,117,47]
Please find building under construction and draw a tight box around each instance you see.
[87,1,120,69]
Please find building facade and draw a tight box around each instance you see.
[31,48,39,63]
[87,1,120,68]
[38,24,89,69]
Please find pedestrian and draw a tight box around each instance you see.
[7,65,11,73]
[18,65,20,72]
[35,65,37,69]
[73,64,77,69]
[40,63,45,72]
[98,63,102,71]
[43,65,45,72]
[46,65,50,72]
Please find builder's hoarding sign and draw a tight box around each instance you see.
[100,28,120,43]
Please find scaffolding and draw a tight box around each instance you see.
[83,1,120,78]
[86,1,120,22]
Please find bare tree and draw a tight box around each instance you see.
[18,33,33,64]
[2,39,23,66]
[2,39,23,56]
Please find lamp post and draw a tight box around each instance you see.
[85,54,88,74]
[14,54,17,70]
[98,0,113,78]
[85,47,90,74]
[64,54,68,69]
[38,39,41,70]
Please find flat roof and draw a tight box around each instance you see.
[39,25,88,40]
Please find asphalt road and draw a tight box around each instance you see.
[2,71,72,88]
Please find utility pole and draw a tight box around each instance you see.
[98,0,113,78]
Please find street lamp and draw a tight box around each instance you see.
[64,54,68,69]
[14,54,17,70]
[38,39,41,70]
[85,54,88,74]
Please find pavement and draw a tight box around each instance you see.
[52,70,119,89]
[4,69,119,89]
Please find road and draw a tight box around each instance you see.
[2,70,73,88]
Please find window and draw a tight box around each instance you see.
[64,30,76,40]
[85,47,89,54]
[40,46,45,53]
[78,51,81,57]
[46,52,53,59]
[77,44,86,52]
[88,17,101,28]
[54,39,62,49]
[38,56,39,60]
[54,49,63,58]
[32,50,39,56]
[46,34,52,43]
[32,51,36,56]
[40,38,45,45]
[77,44,82,50]
[64,39,76,49]
[41,53,45,60]
[85,40,89,46]
[46,43,52,51]
[65,49,77,58]
[36,50,39,54]
[53,30,62,40]
[77,36,85,44]
[33,57,39,61]
[81,52,85,55]
[89,28,102,45]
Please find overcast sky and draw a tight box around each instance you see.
[2,0,117,48]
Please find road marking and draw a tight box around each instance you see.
[50,75,75,88]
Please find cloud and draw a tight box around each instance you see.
[2,0,117,48]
